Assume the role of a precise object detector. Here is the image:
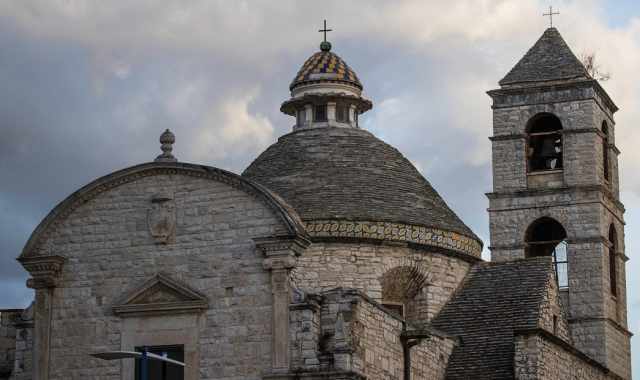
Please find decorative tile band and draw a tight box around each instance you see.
[304,220,482,257]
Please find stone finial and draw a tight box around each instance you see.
[155,129,177,162]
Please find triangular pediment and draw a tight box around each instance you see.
[113,273,208,316]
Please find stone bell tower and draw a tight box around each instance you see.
[486,27,630,378]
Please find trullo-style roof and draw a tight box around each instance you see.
[499,27,589,86]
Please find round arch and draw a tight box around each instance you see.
[526,113,564,172]
[19,162,308,258]
[608,224,618,296]
[524,216,569,289]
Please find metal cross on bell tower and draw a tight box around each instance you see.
[543,6,560,28]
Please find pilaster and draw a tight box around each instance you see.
[17,255,65,380]
[256,236,310,373]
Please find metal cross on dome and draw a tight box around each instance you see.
[318,19,332,42]
[543,6,560,28]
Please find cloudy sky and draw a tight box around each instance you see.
[1,0,639,371]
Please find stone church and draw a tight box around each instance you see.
[0,26,632,379]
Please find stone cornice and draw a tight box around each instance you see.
[17,255,65,289]
[487,78,618,114]
[255,236,311,271]
[113,273,208,317]
[20,162,309,258]
[112,301,208,317]
[304,220,483,258]
[487,185,625,214]
[280,92,372,116]
[254,235,311,256]
[567,317,633,337]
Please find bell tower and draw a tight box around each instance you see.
[487,28,630,378]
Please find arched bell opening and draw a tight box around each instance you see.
[608,224,618,297]
[525,217,568,289]
[602,121,611,182]
[526,113,563,172]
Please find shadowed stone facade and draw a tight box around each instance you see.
[2,27,631,380]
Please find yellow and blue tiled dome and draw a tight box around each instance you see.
[290,44,363,91]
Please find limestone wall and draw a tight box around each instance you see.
[292,242,472,323]
[36,173,289,379]
[0,311,18,379]
[0,308,33,380]
[9,319,33,380]
[288,289,453,380]
[349,293,404,378]
[514,331,622,380]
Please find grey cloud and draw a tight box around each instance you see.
[2,1,640,373]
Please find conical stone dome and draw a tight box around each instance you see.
[500,27,589,86]
[242,127,482,257]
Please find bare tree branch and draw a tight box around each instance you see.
[580,52,611,81]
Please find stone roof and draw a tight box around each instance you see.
[242,127,479,243]
[290,49,362,90]
[500,27,589,86]
[431,257,553,379]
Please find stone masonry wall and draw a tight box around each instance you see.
[289,289,454,380]
[491,97,601,192]
[9,320,33,380]
[514,332,621,380]
[37,173,290,379]
[0,311,18,379]
[490,84,630,378]
[409,334,456,380]
[292,242,472,324]
[349,293,404,378]
[538,273,571,342]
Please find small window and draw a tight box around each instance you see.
[602,122,610,182]
[336,104,349,122]
[296,109,306,126]
[553,241,568,290]
[314,104,327,122]
[354,111,359,126]
[525,217,568,289]
[527,114,563,172]
[382,302,405,318]
[609,225,618,296]
[135,345,184,380]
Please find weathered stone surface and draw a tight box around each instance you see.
[242,126,480,245]
[291,242,472,323]
[23,168,300,380]
[289,288,455,379]
[487,27,630,379]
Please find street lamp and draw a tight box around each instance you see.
[91,347,184,380]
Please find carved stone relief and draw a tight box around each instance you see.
[147,192,176,244]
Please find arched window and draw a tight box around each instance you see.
[609,225,618,296]
[602,121,610,182]
[527,113,563,172]
[525,217,568,289]
[380,266,428,319]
